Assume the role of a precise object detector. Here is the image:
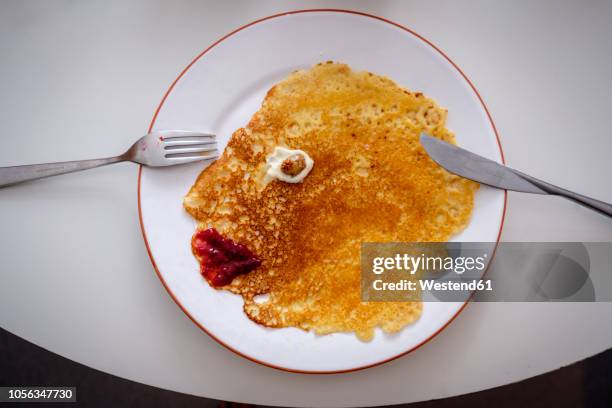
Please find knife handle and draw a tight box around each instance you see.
[517,171,612,218]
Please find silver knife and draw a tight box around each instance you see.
[420,133,612,218]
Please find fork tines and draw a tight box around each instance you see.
[160,132,218,161]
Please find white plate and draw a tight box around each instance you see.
[138,10,506,373]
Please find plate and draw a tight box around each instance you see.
[138,9,506,373]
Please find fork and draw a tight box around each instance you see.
[0,130,218,188]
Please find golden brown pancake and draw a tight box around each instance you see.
[184,62,478,341]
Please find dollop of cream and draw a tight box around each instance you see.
[263,147,314,185]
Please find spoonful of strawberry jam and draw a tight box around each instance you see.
[191,228,262,287]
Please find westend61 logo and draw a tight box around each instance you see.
[370,252,490,293]
[361,242,610,302]
[363,244,492,301]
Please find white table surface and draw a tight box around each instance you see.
[1,1,611,406]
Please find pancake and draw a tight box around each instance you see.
[184,62,478,341]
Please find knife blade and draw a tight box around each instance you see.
[419,133,546,194]
[419,133,612,217]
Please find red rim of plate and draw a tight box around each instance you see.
[137,8,508,374]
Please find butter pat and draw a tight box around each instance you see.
[264,147,314,185]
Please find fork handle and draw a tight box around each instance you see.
[0,156,125,188]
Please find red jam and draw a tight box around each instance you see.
[192,228,261,287]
